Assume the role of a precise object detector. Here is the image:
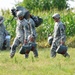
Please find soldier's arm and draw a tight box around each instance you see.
[30,19,36,36]
[0,17,4,24]
[59,24,66,44]
[23,24,28,43]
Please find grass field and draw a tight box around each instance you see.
[0,47,75,75]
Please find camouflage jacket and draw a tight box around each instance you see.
[24,18,36,40]
[53,21,66,42]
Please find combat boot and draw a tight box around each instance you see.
[10,45,17,58]
[62,53,70,58]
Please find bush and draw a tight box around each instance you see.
[66,36,75,48]
[2,8,75,46]
[19,0,68,11]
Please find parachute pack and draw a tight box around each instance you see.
[30,15,43,27]
[11,6,43,27]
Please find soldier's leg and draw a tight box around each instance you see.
[28,40,38,57]
[5,39,10,49]
[31,41,38,57]
[10,37,20,58]
[0,36,4,50]
[33,47,38,57]
[2,39,10,50]
[50,42,57,58]
[2,35,11,50]
[25,51,30,58]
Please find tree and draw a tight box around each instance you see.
[18,0,69,11]
[51,0,68,10]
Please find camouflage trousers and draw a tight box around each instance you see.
[0,36,4,49]
[10,36,24,57]
[0,36,10,50]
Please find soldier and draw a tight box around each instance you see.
[24,12,38,58]
[50,13,70,58]
[10,11,28,58]
[0,16,10,50]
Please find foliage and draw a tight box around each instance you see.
[2,9,75,43]
[51,0,68,10]
[66,36,75,48]
[19,0,68,11]
[4,16,16,38]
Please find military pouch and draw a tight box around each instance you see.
[56,44,67,54]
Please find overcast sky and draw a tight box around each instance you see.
[0,0,75,10]
[0,0,23,10]
[67,0,75,8]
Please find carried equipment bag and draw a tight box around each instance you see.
[30,15,43,27]
[56,44,67,54]
[19,42,37,54]
[19,44,31,54]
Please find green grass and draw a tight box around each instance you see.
[0,48,75,75]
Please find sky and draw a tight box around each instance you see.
[67,0,75,8]
[0,0,75,10]
[0,0,23,10]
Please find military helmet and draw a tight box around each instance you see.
[16,6,30,19]
[16,6,29,15]
[16,10,24,17]
[52,13,60,19]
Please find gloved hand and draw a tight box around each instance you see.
[60,40,65,45]
[28,34,35,42]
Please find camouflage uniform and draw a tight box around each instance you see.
[50,13,70,57]
[24,18,38,58]
[10,11,28,58]
[0,16,10,50]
